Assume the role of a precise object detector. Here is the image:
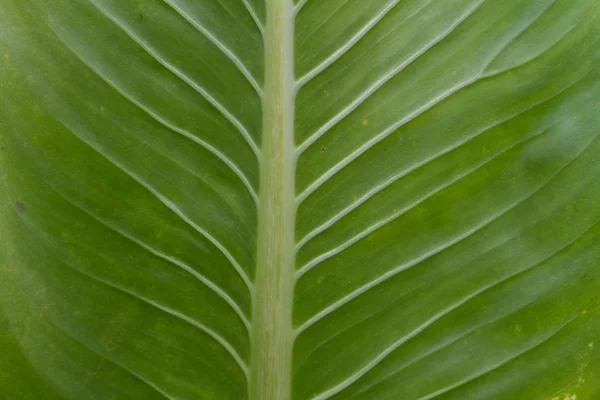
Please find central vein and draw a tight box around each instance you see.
[250,0,296,399]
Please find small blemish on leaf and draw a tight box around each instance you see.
[362,119,368,126]
[321,148,326,153]
[15,201,26,212]
[307,160,312,165]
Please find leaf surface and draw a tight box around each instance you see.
[1,0,600,399]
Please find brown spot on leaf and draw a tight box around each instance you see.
[321,148,326,153]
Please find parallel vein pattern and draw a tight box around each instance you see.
[1,0,262,399]
[292,0,600,399]
[2,0,600,400]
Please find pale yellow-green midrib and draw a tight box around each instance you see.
[250,0,296,399]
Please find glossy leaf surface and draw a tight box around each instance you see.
[1,0,600,399]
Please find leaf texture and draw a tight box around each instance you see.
[1,0,600,399]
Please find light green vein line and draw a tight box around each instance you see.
[50,28,260,206]
[52,116,256,320]
[53,254,250,380]
[162,0,264,97]
[46,321,175,400]
[420,296,600,400]
[48,183,252,329]
[295,127,599,335]
[88,0,262,159]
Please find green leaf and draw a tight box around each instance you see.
[2,0,600,399]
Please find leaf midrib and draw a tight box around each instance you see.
[250,0,296,399]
